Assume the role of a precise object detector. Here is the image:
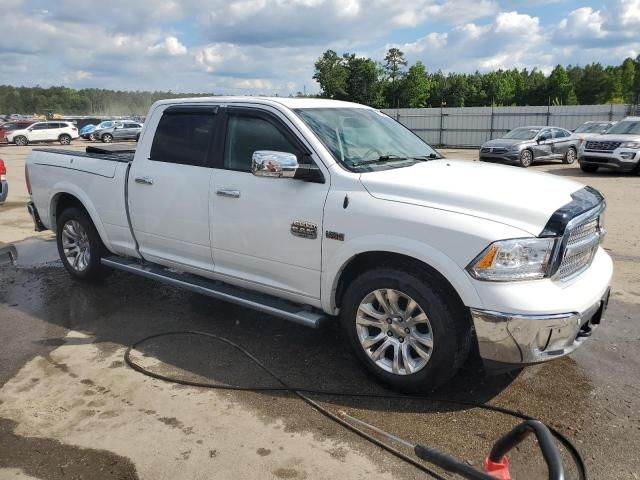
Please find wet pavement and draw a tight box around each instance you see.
[0,145,639,479]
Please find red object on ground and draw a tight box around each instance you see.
[484,456,512,480]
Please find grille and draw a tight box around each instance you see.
[585,141,621,152]
[481,147,508,154]
[556,212,602,280]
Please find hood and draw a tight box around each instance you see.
[588,133,640,142]
[359,160,584,235]
[481,138,528,148]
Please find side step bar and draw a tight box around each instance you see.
[101,256,326,328]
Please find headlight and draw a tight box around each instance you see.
[467,237,557,281]
[510,144,520,151]
[620,141,640,149]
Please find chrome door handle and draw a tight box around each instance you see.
[216,188,241,198]
[135,176,153,185]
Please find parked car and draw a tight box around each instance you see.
[0,120,37,144]
[93,121,143,143]
[6,121,78,146]
[480,126,579,167]
[571,121,616,147]
[79,124,97,139]
[25,97,611,391]
[578,116,640,173]
[0,158,7,203]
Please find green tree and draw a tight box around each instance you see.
[620,57,636,103]
[313,50,348,100]
[547,65,577,105]
[343,54,383,107]
[398,62,431,108]
[383,48,407,108]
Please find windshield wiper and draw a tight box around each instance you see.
[412,153,444,160]
[351,154,410,167]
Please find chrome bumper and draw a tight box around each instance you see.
[471,288,609,366]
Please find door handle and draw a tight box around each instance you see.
[135,176,153,185]
[216,188,241,198]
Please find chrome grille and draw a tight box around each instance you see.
[585,141,621,152]
[556,208,604,280]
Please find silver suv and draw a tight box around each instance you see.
[94,121,143,143]
[579,117,640,173]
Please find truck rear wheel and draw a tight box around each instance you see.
[56,207,106,281]
[340,267,471,392]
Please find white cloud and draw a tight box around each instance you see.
[0,1,639,96]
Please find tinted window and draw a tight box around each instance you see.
[125,123,139,128]
[538,129,551,140]
[223,114,297,171]
[32,123,48,130]
[48,123,63,129]
[150,112,216,166]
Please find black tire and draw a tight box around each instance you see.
[89,133,98,141]
[56,207,106,282]
[102,133,113,143]
[59,134,71,145]
[14,135,28,146]
[340,267,472,392]
[563,147,577,164]
[580,163,598,173]
[519,149,533,167]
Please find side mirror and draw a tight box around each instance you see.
[252,151,298,178]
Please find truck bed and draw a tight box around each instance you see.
[33,145,135,163]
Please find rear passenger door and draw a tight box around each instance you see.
[128,105,219,272]
[209,106,329,301]
[551,128,572,157]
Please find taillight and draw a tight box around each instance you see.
[25,163,31,195]
[0,159,6,182]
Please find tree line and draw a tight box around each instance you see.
[313,48,640,108]
[0,86,212,116]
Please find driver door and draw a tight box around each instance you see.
[209,107,330,300]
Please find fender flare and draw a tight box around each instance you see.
[321,235,482,314]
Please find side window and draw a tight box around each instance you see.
[32,123,48,130]
[149,112,216,166]
[223,114,297,172]
[539,129,551,140]
[552,128,569,138]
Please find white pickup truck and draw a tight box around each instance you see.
[25,97,612,391]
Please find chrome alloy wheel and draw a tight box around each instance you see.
[520,149,533,167]
[356,289,434,375]
[61,220,91,271]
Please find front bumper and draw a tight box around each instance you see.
[579,150,639,172]
[479,151,520,162]
[472,287,609,368]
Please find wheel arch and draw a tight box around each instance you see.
[323,241,482,315]
[49,188,113,253]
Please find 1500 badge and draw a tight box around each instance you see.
[325,230,345,241]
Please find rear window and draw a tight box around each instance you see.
[150,111,216,166]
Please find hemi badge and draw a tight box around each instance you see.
[291,220,317,239]
[325,230,345,241]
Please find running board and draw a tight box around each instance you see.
[101,256,326,328]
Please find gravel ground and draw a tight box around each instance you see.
[0,142,638,479]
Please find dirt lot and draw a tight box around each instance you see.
[0,142,638,479]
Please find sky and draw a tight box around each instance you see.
[1,0,639,96]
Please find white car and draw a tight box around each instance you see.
[24,97,612,391]
[7,121,79,146]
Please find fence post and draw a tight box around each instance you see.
[609,104,613,121]
[439,105,444,147]
[546,103,550,126]
[490,104,495,141]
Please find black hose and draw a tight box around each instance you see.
[124,330,588,480]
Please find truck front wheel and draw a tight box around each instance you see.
[56,207,106,281]
[340,268,471,392]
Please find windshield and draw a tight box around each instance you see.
[294,108,441,170]
[604,120,640,135]
[503,127,540,140]
[574,122,610,134]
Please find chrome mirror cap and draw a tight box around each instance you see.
[252,150,298,178]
